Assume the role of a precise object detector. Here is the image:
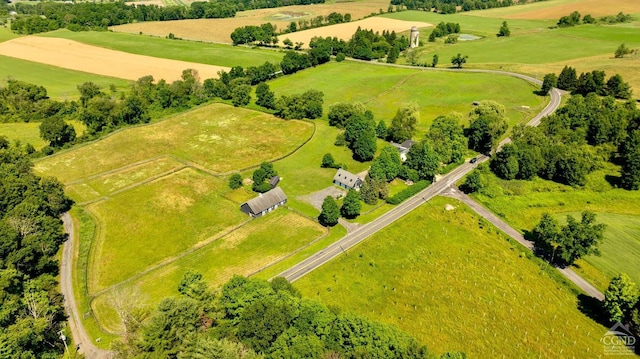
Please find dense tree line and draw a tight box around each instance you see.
[428,22,460,42]
[0,80,74,123]
[556,11,633,28]
[346,27,409,62]
[0,141,73,357]
[283,11,351,35]
[231,23,278,46]
[482,93,640,188]
[555,66,632,99]
[9,0,324,34]
[112,274,452,358]
[389,0,543,14]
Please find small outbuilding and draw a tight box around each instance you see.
[333,169,363,190]
[269,175,280,188]
[390,140,415,162]
[240,187,287,217]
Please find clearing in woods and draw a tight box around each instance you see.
[0,36,230,82]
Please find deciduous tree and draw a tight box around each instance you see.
[318,196,339,226]
[340,189,361,219]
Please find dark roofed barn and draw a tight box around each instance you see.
[240,187,287,217]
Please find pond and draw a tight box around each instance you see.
[458,34,481,41]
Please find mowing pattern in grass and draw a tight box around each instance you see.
[34,103,313,183]
[0,55,130,99]
[471,165,640,292]
[90,208,326,333]
[294,196,609,357]
[39,30,285,68]
[87,168,247,291]
[268,61,543,136]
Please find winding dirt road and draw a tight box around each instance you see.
[61,213,112,359]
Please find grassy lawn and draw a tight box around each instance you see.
[34,103,314,183]
[39,29,285,68]
[294,196,610,357]
[470,163,640,292]
[0,55,130,99]
[89,208,326,333]
[268,61,544,137]
[0,120,85,150]
[0,27,18,43]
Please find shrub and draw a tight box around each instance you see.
[385,180,429,205]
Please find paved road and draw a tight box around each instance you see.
[277,71,563,283]
[442,188,605,301]
[61,213,112,359]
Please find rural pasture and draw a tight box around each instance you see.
[39,30,285,68]
[278,17,432,48]
[0,120,85,150]
[0,53,130,99]
[384,11,640,94]
[295,196,612,358]
[0,36,230,81]
[34,103,324,339]
[111,0,390,43]
[471,165,640,293]
[268,61,545,136]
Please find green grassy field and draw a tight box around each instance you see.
[90,208,326,333]
[39,30,285,68]
[0,27,18,43]
[470,163,640,292]
[294,196,611,357]
[268,61,545,136]
[34,103,314,184]
[0,120,85,150]
[0,55,131,99]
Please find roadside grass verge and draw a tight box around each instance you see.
[294,196,610,357]
[0,55,130,99]
[268,61,544,136]
[471,163,640,292]
[34,103,314,183]
[90,208,325,333]
[39,29,285,68]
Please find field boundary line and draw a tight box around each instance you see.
[88,217,252,301]
[65,155,177,185]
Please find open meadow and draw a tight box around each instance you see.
[384,9,640,94]
[470,164,640,293]
[39,29,285,68]
[0,36,229,82]
[471,0,640,19]
[294,196,612,357]
[268,61,545,136]
[111,0,390,43]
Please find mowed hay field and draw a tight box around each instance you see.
[90,209,326,333]
[111,0,390,43]
[268,61,545,136]
[34,103,314,184]
[294,196,611,357]
[279,17,431,48]
[472,0,640,19]
[40,30,285,68]
[0,36,229,82]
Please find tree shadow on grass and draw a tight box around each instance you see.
[577,293,609,327]
[605,174,622,188]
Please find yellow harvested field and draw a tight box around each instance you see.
[505,0,640,19]
[111,0,391,43]
[0,36,229,81]
[280,17,431,48]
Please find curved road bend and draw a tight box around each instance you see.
[61,213,112,359]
